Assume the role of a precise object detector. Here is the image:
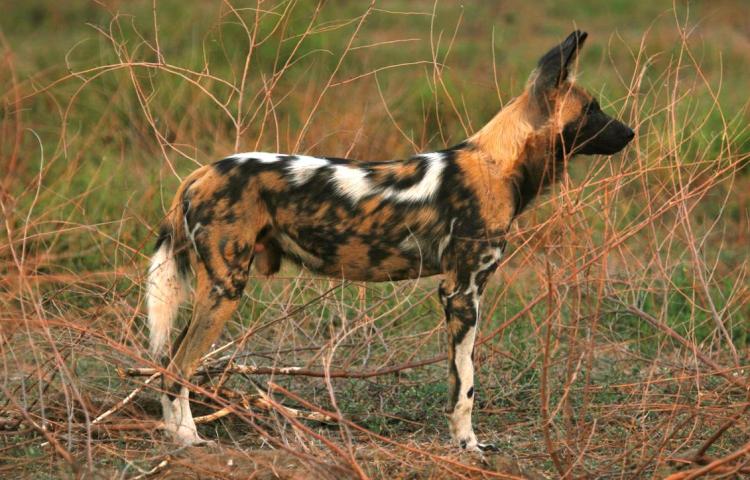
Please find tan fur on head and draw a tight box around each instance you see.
[551,83,591,129]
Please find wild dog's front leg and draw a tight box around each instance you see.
[440,247,502,452]
[440,280,481,450]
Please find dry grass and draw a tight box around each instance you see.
[1,1,749,478]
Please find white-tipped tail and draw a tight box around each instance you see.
[147,242,188,356]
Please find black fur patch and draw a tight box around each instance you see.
[154,224,190,277]
[154,224,172,252]
[213,157,239,174]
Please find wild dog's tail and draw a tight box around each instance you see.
[147,227,189,357]
[146,171,202,356]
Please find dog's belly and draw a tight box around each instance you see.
[274,229,443,281]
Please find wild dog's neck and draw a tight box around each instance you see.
[468,94,536,170]
[468,93,562,215]
[509,128,567,214]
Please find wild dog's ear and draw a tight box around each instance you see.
[529,30,587,104]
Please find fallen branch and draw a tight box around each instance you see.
[130,459,169,480]
[123,355,444,380]
[36,372,162,449]
[193,388,336,425]
[79,389,335,433]
[93,372,160,425]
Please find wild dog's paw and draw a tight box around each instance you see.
[161,419,213,447]
[172,428,214,447]
[160,392,214,447]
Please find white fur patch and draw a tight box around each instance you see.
[287,155,330,185]
[438,218,457,260]
[449,324,478,448]
[232,152,281,164]
[454,326,476,401]
[161,387,203,445]
[228,151,448,206]
[381,153,446,202]
[331,164,372,202]
[464,247,504,315]
[147,243,187,356]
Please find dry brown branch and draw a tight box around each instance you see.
[92,372,160,425]
[123,354,445,380]
[665,440,750,479]
[609,299,747,390]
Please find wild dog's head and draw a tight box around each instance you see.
[468,31,635,213]
[529,30,634,157]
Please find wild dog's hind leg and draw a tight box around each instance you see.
[161,234,253,446]
[440,244,503,452]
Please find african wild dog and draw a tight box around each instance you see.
[147,30,634,450]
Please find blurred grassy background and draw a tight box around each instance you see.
[1,1,749,478]
[3,0,749,263]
